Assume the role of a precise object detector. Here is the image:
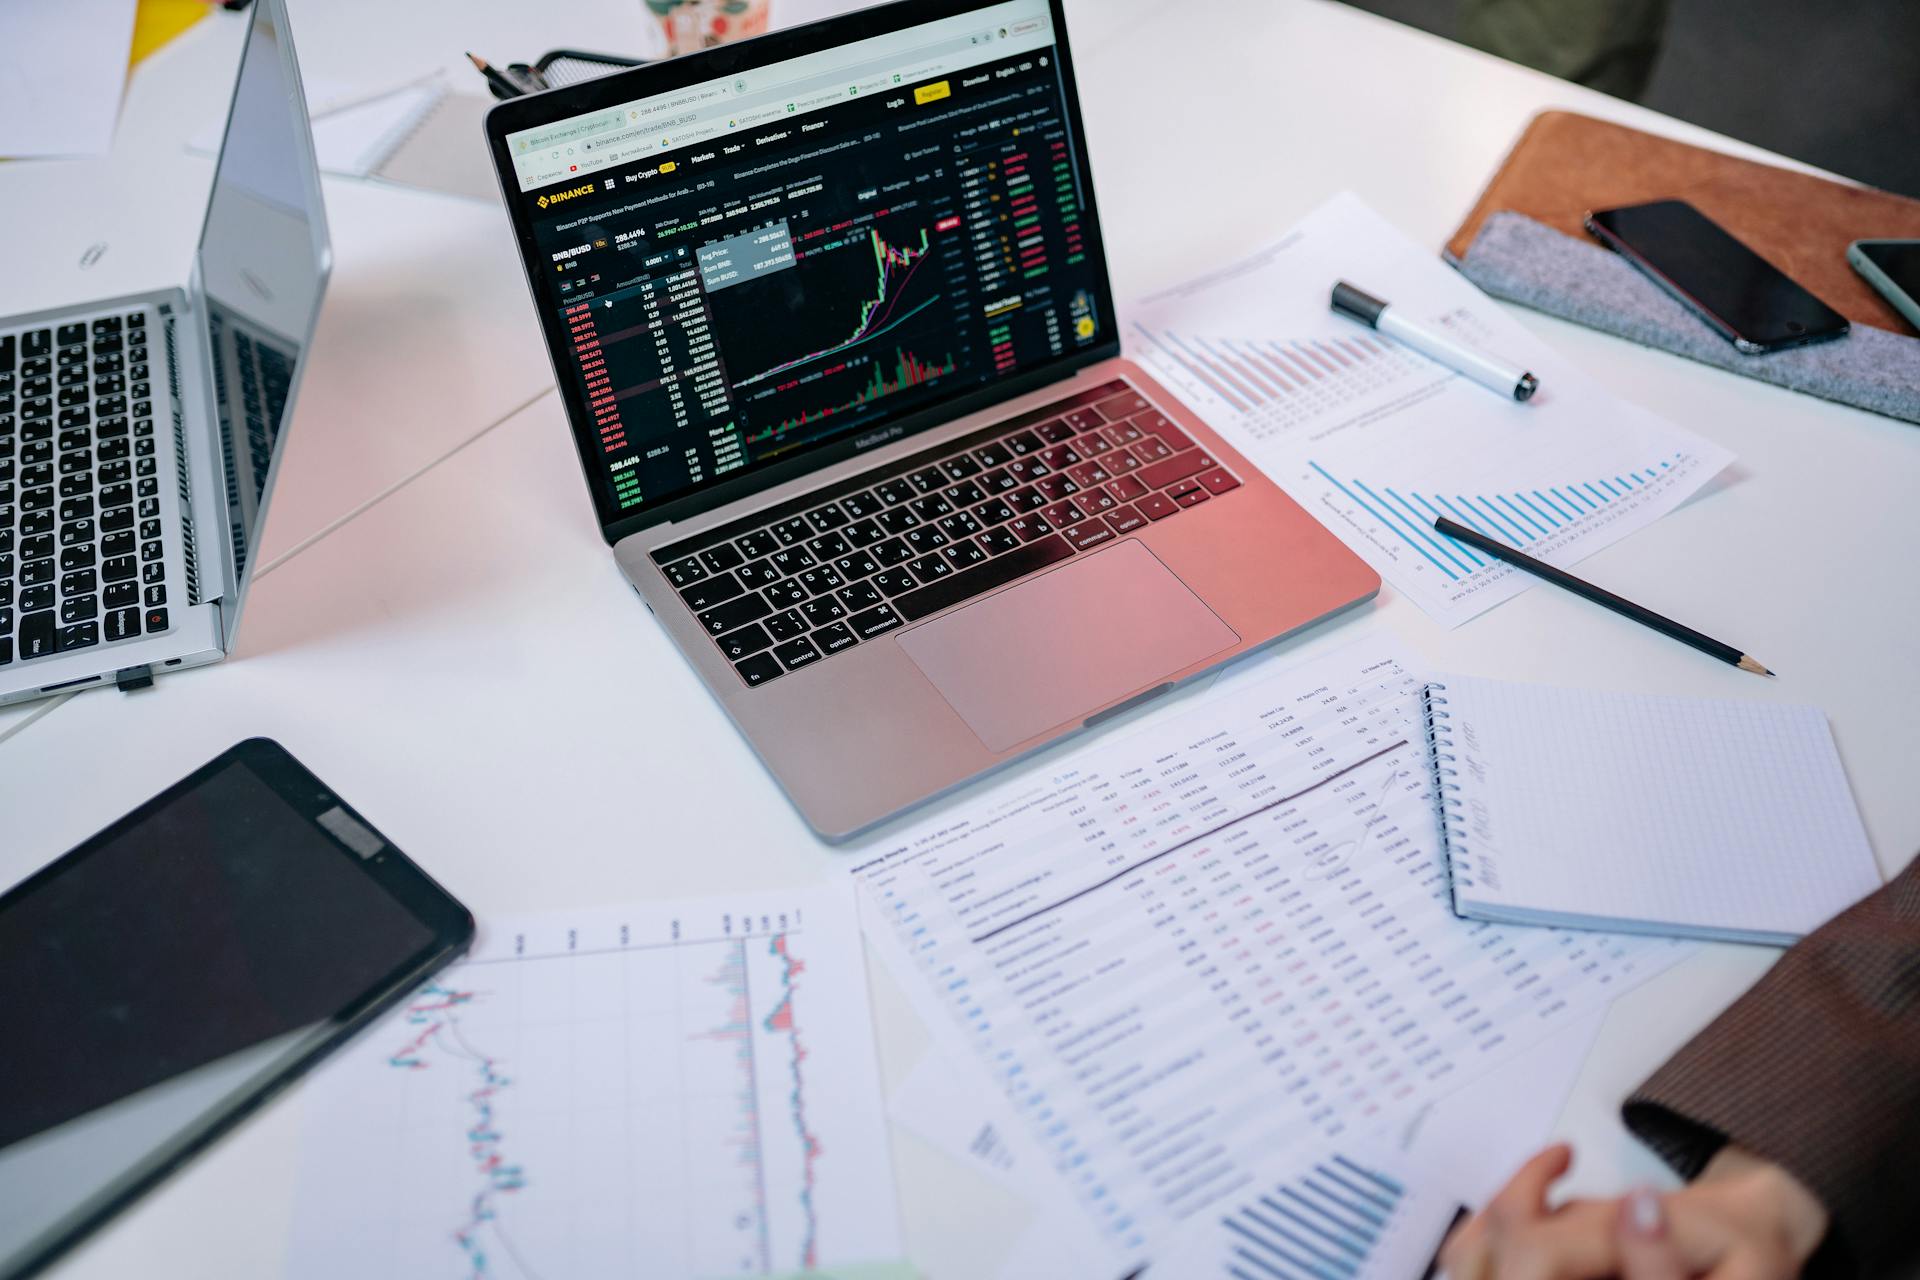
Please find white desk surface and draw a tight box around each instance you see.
[6,1,1916,1275]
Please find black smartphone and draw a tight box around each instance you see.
[0,739,474,1280]
[1585,199,1849,354]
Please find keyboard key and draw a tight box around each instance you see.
[1032,418,1075,444]
[56,323,86,347]
[870,537,914,568]
[99,531,131,558]
[797,566,845,596]
[1069,460,1113,488]
[1107,475,1149,503]
[58,621,99,651]
[974,441,1013,468]
[894,535,1074,622]
[697,592,771,636]
[22,330,51,359]
[142,608,168,634]
[1034,474,1080,501]
[59,569,96,596]
[814,621,858,655]
[1077,487,1117,514]
[938,511,983,540]
[141,560,163,585]
[1095,390,1149,420]
[805,502,849,531]
[1140,449,1215,490]
[977,526,1020,557]
[1138,492,1179,521]
[736,530,779,560]
[59,496,93,523]
[765,609,807,642]
[1197,468,1242,496]
[942,479,985,507]
[908,554,952,581]
[943,540,988,570]
[679,571,742,611]
[734,652,783,687]
[102,554,137,582]
[20,557,51,586]
[1003,430,1042,456]
[1103,420,1143,446]
[1038,444,1081,470]
[907,467,945,494]
[1135,411,1192,452]
[978,466,1019,494]
[662,556,706,588]
[971,498,1016,526]
[1131,437,1173,464]
[875,478,917,505]
[1008,514,1054,542]
[1062,520,1116,552]
[806,531,850,561]
[938,454,982,481]
[875,507,919,535]
[767,546,816,575]
[144,584,166,608]
[909,493,953,521]
[699,543,744,574]
[138,498,159,519]
[104,606,139,642]
[1075,433,1113,457]
[1007,486,1047,514]
[871,568,917,597]
[60,594,98,624]
[1004,457,1050,484]
[839,490,884,519]
[1040,500,1086,528]
[799,596,846,628]
[717,623,773,662]
[0,637,8,665]
[838,580,883,612]
[1105,505,1149,534]
[762,579,809,609]
[103,581,136,608]
[1174,485,1210,508]
[902,525,948,554]
[842,518,884,548]
[19,610,55,658]
[848,603,904,639]
[772,517,812,546]
[832,550,881,580]
[774,636,821,672]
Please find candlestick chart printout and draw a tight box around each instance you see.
[1124,193,1734,626]
[286,886,900,1279]
[851,644,1685,1260]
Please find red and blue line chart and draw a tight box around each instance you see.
[287,887,900,1279]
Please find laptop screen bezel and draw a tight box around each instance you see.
[484,0,1119,546]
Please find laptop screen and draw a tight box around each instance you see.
[502,0,1111,526]
[195,0,327,617]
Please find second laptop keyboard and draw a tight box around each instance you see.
[653,377,1240,689]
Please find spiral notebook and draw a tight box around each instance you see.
[1421,676,1880,946]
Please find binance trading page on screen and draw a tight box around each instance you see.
[505,0,1104,519]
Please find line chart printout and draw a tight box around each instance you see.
[1123,193,1735,626]
[850,643,1686,1261]
[286,884,901,1280]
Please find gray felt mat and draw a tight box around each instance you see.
[1457,211,1920,425]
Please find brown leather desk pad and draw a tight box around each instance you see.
[1445,111,1920,335]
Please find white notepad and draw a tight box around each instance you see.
[1422,676,1880,945]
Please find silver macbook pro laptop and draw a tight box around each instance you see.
[0,0,327,706]
[486,0,1378,839]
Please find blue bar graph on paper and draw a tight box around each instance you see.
[1310,455,1685,578]
[1215,1153,1407,1279]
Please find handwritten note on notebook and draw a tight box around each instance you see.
[1425,676,1880,945]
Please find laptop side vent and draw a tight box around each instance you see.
[163,308,204,606]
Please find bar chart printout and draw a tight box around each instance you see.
[850,643,1685,1261]
[286,885,901,1279]
[1124,192,1734,626]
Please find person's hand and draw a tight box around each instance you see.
[1439,1143,1830,1279]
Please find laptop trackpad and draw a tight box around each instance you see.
[896,540,1239,752]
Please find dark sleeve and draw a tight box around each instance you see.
[1621,855,1920,1279]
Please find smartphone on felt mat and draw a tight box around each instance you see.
[1586,199,1850,354]
[1848,238,1920,333]
[0,739,474,1280]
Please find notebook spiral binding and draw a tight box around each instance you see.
[1420,682,1471,900]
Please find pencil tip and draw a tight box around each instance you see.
[1737,656,1773,677]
